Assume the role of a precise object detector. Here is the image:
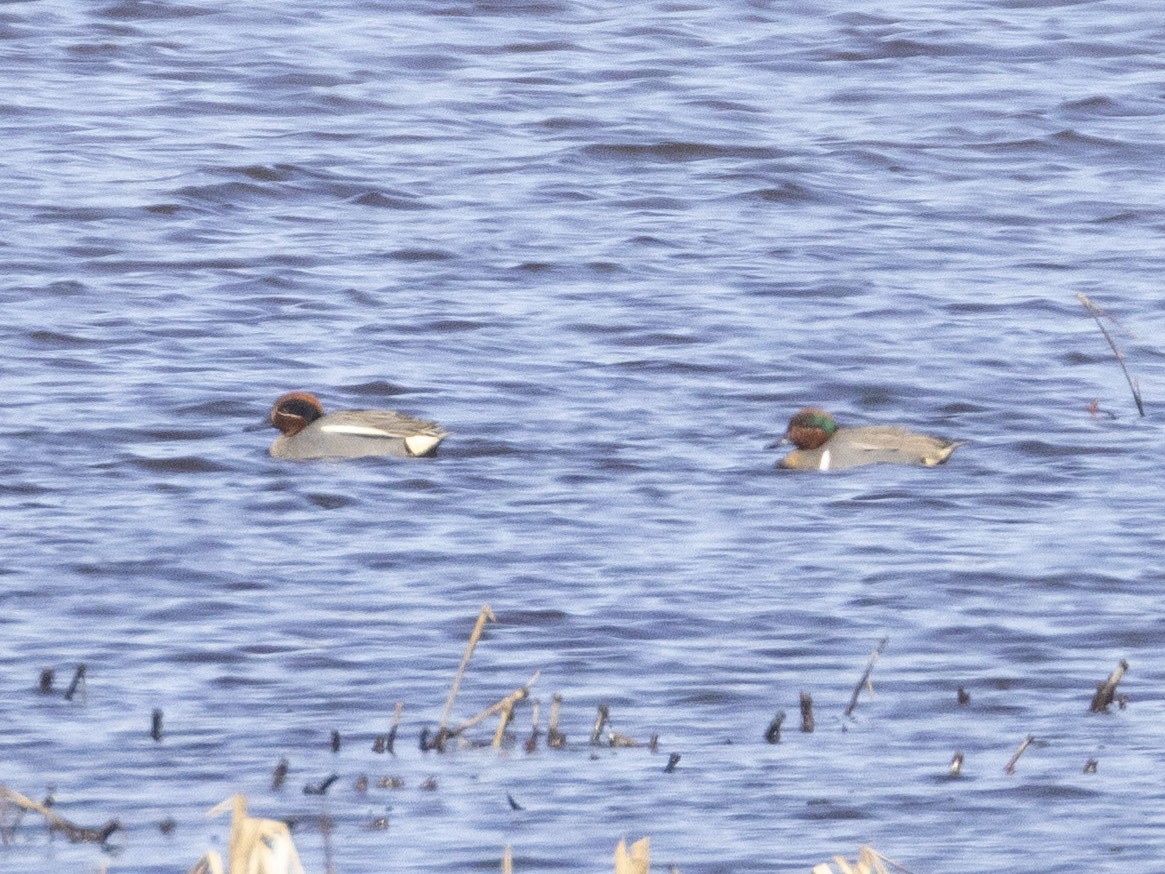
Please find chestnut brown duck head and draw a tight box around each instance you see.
[265,391,448,460]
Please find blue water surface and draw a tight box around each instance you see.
[2,1,1164,871]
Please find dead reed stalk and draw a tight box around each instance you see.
[813,845,913,874]
[1004,734,1034,774]
[614,837,650,874]
[1076,293,1144,416]
[450,669,541,740]
[436,605,496,749]
[0,785,119,845]
[191,794,305,874]
[844,638,888,717]
[1089,659,1129,712]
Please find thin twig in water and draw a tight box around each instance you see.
[1077,293,1144,416]
[844,638,888,717]
[1004,734,1034,774]
[64,664,86,702]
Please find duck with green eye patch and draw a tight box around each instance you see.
[772,408,964,471]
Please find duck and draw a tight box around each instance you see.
[264,391,448,460]
[775,407,963,471]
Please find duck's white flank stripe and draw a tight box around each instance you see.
[818,449,831,471]
[319,423,393,437]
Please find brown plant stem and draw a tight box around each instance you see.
[799,691,815,732]
[435,605,496,750]
[1004,734,1034,774]
[0,785,119,844]
[1089,659,1129,712]
[449,670,541,740]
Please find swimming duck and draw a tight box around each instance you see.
[775,407,963,471]
[265,391,448,460]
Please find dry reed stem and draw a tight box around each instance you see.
[614,837,650,874]
[492,701,515,748]
[451,669,541,739]
[812,846,913,874]
[1090,659,1129,712]
[436,605,496,746]
[844,638,888,717]
[1076,293,1144,416]
[548,692,566,747]
[193,795,305,874]
[502,844,513,874]
[0,784,118,844]
[1004,734,1034,774]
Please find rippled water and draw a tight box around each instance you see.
[3,1,1164,872]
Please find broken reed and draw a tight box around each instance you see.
[845,638,888,717]
[435,604,497,750]
[1076,293,1144,416]
[1090,659,1129,712]
[0,785,120,845]
[1004,735,1034,775]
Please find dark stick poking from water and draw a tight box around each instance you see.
[150,709,163,742]
[547,693,566,748]
[1089,659,1129,712]
[272,758,289,790]
[38,669,54,695]
[1004,735,1034,774]
[1076,293,1144,416]
[663,753,681,773]
[844,638,888,718]
[374,702,403,754]
[590,704,609,744]
[524,699,541,753]
[303,774,339,795]
[764,711,785,744]
[799,691,814,733]
[64,664,86,702]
